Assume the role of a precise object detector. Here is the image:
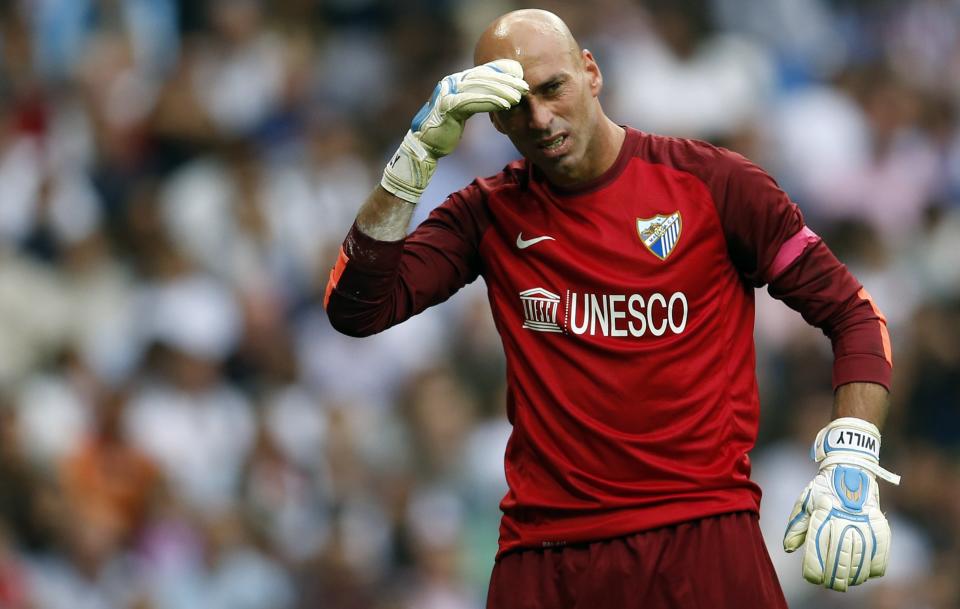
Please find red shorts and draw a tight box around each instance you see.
[486,511,788,609]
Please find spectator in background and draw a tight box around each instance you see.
[191,0,287,137]
[607,0,774,142]
[146,509,295,609]
[0,520,30,609]
[0,398,52,555]
[59,387,161,548]
[124,271,255,514]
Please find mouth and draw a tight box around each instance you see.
[536,133,571,158]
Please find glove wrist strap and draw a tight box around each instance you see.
[820,454,901,485]
[381,131,438,204]
[820,417,881,461]
[814,417,901,485]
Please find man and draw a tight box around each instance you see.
[324,9,899,608]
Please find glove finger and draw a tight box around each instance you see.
[820,519,846,591]
[492,71,530,93]
[479,58,524,79]
[869,512,891,577]
[466,71,530,94]
[800,506,829,585]
[460,78,527,105]
[444,93,513,117]
[783,489,812,552]
[822,519,869,591]
[850,524,871,586]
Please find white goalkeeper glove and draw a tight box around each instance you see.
[783,417,901,592]
[381,59,528,203]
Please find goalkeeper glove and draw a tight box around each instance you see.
[381,59,528,203]
[783,417,901,592]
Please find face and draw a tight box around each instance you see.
[490,48,604,186]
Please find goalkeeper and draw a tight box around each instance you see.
[324,8,898,608]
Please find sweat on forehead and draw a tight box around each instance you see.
[473,9,581,66]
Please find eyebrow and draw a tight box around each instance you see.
[529,73,568,95]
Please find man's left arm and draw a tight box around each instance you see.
[711,150,899,592]
[833,381,889,428]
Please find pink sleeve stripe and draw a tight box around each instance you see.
[767,226,820,281]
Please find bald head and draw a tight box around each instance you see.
[473,10,622,188]
[474,9,581,67]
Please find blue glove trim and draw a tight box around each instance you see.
[411,83,441,132]
[784,489,811,539]
[828,525,867,589]
[833,466,870,512]
[411,76,458,132]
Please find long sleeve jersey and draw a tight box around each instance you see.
[324,127,892,557]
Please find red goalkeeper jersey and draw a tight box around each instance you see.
[324,128,892,557]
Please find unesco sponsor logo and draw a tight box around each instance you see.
[520,288,688,337]
[519,288,563,333]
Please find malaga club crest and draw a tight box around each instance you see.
[636,211,682,261]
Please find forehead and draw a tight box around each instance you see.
[522,51,579,87]
[488,48,580,89]
[475,20,580,84]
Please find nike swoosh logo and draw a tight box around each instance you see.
[516,233,556,249]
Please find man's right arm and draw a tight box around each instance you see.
[321,188,409,337]
[322,186,416,336]
[324,60,527,337]
[355,186,418,242]
[324,182,494,337]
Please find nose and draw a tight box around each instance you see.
[526,96,553,132]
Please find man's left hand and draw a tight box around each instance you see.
[782,417,901,592]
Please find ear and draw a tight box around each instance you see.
[582,49,603,97]
[489,112,506,135]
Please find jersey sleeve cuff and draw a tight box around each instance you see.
[326,222,405,310]
[832,354,892,392]
[342,221,405,273]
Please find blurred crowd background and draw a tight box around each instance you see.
[0,0,958,608]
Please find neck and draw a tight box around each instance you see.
[591,117,626,177]
[546,116,626,188]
